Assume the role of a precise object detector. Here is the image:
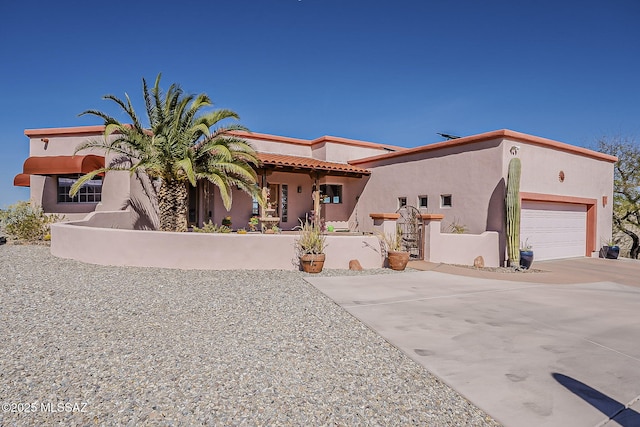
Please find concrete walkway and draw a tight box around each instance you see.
[306,258,640,427]
[408,256,640,286]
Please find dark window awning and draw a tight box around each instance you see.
[13,173,30,187]
[22,155,105,176]
[257,153,370,177]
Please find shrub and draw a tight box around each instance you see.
[248,216,259,232]
[377,225,404,252]
[192,220,220,233]
[0,201,64,241]
[447,218,468,234]
[192,220,231,233]
[294,219,326,255]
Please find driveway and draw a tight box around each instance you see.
[306,258,640,427]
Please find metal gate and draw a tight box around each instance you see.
[396,205,423,260]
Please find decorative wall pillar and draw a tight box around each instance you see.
[420,214,444,262]
[369,213,400,237]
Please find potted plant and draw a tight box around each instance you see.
[295,219,326,273]
[519,239,534,270]
[601,239,620,259]
[380,226,410,271]
[248,216,259,232]
[221,216,232,228]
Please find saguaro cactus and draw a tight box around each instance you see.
[505,157,521,267]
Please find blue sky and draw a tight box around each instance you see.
[1,0,639,208]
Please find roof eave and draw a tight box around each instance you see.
[350,129,618,165]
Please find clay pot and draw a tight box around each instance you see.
[519,250,534,269]
[387,251,410,271]
[300,253,326,273]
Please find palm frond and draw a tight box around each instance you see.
[69,168,108,197]
[78,74,260,230]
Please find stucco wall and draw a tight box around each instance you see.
[242,136,312,157]
[312,140,395,163]
[506,139,615,245]
[353,138,505,235]
[50,220,383,270]
[28,132,105,157]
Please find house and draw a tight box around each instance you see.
[14,126,616,265]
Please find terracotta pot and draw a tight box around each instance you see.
[300,253,326,273]
[387,251,410,271]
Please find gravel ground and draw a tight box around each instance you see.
[0,245,501,426]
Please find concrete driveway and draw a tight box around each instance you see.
[306,258,640,427]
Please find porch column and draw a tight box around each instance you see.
[420,214,444,262]
[312,178,321,228]
[311,172,326,228]
[369,213,400,238]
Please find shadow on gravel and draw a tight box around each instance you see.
[553,373,640,426]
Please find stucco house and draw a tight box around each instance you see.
[14,126,616,266]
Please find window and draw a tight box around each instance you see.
[418,195,428,209]
[320,184,342,204]
[281,184,288,222]
[441,194,452,208]
[57,175,102,203]
[398,197,407,208]
[252,197,260,216]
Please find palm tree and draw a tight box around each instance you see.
[71,74,262,232]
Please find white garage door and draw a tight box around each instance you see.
[520,201,587,261]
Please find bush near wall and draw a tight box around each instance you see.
[0,201,64,242]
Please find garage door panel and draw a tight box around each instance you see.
[521,201,586,261]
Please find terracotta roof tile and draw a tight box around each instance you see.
[257,153,370,176]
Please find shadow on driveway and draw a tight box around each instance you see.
[553,373,640,427]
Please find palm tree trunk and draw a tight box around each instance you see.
[158,179,189,232]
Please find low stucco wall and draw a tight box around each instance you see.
[372,214,501,268]
[50,220,383,270]
[428,231,500,267]
[70,210,136,229]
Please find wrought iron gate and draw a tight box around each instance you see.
[396,205,423,259]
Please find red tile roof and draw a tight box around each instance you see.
[257,153,370,176]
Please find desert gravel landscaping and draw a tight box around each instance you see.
[0,245,500,426]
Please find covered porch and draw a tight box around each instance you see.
[189,153,371,231]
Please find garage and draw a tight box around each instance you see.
[520,201,587,260]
